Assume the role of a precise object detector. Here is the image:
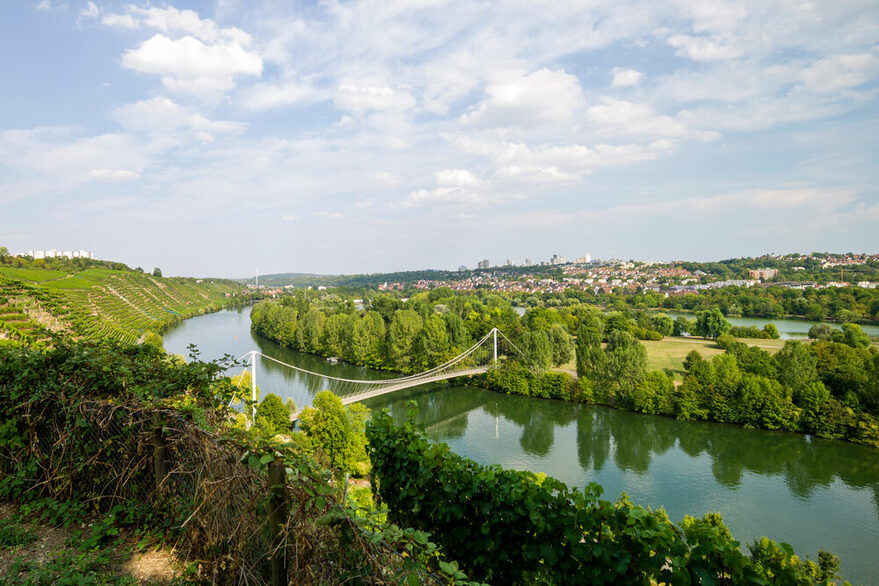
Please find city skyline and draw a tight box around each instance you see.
[1,1,878,278]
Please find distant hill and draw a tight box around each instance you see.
[241,266,564,288]
[0,266,244,345]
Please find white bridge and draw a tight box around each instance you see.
[232,327,523,420]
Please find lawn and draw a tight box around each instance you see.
[40,276,98,290]
[644,337,785,377]
[556,336,789,379]
[0,267,68,283]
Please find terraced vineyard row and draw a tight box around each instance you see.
[0,268,245,344]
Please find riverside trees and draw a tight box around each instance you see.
[251,288,879,446]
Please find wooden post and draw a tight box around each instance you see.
[152,412,168,497]
[269,457,288,586]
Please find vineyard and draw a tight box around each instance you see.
[0,267,243,344]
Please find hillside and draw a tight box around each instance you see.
[0,266,244,344]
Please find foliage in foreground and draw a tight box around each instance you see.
[367,407,845,585]
[0,340,472,584]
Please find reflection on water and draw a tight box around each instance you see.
[164,307,879,584]
[368,386,879,499]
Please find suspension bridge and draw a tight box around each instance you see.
[232,327,523,420]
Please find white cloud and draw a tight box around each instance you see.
[798,52,879,93]
[435,169,484,188]
[112,97,246,139]
[80,1,99,19]
[281,214,297,221]
[461,68,585,129]
[335,83,416,113]
[101,13,138,29]
[610,68,644,88]
[668,34,743,61]
[401,187,507,208]
[239,78,323,111]
[586,97,718,140]
[585,187,857,220]
[88,169,140,181]
[122,34,262,97]
[35,0,51,12]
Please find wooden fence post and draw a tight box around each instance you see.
[269,457,288,585]
[152,412,168,497]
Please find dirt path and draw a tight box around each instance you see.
[1,503,181,584]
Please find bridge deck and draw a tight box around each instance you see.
[289,366,488,421]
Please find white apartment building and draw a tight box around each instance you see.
[25,249,93,260]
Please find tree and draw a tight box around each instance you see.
[696,308,731,339]
[0,246,8,262]
[297,307,326,353]
[576,314,605,381]
[297,390,359,475]
[388,309,423,371]
[604,312,630,336]
[255,393,291,438]
[142,331,164,350]
[775,340,817,402]
[602,330,647,400]
[628,370,673,414]
[548,324,574,367]
[415,313,451,368]
[322,313,353,357]
[651,313,674,337]
[522,330,553,371]
[673,316,695,336]
[808,323,833,340]
[152,267,162,277]
[833,323,870,348]
[683,349,703,371]
[348,311,386,366]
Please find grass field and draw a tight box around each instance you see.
[40,276,96,289]
[0,267,68,283]
[556,336,789,380]
[643,336,786,375]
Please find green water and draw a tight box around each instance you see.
[163,306,879,584]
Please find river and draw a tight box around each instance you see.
[163,306,879,584]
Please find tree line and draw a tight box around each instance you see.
[251,288,878,446]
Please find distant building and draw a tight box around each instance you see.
[524,258,533,266]
[748,268,779,281]
[458,265,468,272]
[477,259,490,269]
[550,254,567,265]
[25,249,93,260]
[574,253,592,264]
[505,259,514,266]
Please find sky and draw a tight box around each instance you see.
[1,0,878,278]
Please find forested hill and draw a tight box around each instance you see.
[242,269,462,288]
[0,265,244,345]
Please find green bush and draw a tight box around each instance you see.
[255,393,291,438]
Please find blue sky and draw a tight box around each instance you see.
[1,0,878,278]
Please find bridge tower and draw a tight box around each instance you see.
[250,350,257,419]
[492,328,498,364]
